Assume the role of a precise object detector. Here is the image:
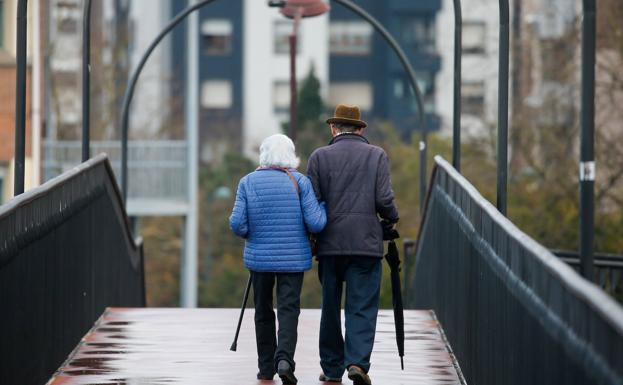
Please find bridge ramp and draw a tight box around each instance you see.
[48,308,464,385]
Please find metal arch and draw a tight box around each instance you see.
[452,0,462,172]
[331,0,426,129]
[14,0,28,196]
[82,0,92,162]
[120,0,220,203]
[331,0,429,211]
[496,0,510,216]
[579,0,596,280]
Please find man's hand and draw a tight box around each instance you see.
[381,220,400,240]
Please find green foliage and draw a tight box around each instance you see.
[141,216,183,307]
[283,66,332,163]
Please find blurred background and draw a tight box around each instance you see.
[0,0,621,308]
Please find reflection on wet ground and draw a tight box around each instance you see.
[47,308,464,385]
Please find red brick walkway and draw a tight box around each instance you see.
[48,308,464,385]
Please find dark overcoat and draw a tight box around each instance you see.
[307,133,399,258]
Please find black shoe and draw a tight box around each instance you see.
[257,372,275,380]
[319,373,343,382]
[277,360,298,384]
[347,366,371,385]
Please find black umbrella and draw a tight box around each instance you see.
[382,221,404,370]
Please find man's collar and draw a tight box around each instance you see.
[329,132,370,145]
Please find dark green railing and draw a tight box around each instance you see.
[411,156,623,385]
[0,154,145,385]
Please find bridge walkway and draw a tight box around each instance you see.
[48,308,465,385]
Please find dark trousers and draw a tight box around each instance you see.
[252,271,304,376]
[319,256,382,378]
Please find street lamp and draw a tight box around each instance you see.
[275,0,330,142]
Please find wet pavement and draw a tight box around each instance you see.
[47,308,464,385]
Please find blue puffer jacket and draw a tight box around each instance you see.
[229,168,327,272]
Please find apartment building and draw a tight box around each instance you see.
[169,0,442,160]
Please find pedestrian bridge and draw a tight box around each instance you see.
[1,154,622,385]
[46,308,463,385]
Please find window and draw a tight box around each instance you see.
[201,80,233,109]
[462,81,485,116]
[201,19,232,55]
[56,3,80,34]
[273,81,291,112]
[394,72,434,100]
[463,21,486,54]
[274,20,297,54]
[398,15,435,53]
[330,21,373,55]
[328,83,373,111]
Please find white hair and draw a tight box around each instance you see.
[259,134,300,169]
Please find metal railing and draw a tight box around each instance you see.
[553,250,623,297]
[412,156,623,385]
[0,154,145,385]
[44,140,188,202]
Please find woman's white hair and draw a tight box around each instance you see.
[259,134,300,169]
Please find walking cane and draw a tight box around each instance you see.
[230,272,252,351]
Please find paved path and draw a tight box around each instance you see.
[48,308,464,385]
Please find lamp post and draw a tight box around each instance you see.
[579,0,596,281]
[278,0,330,143]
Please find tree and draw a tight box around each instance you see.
[283,65,332,163]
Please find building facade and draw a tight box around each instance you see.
[170,0,442,160]
[329,0,442,138]
[436,0,506,138]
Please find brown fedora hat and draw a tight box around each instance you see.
[326,104,367,128]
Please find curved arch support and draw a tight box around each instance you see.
[331,0,429,210]
[120,0,219,202]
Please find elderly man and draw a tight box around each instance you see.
[307,104,399,385]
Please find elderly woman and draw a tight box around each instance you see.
[229,134,326,384]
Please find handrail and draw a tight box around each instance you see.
[0,154,145,385]
[413,155,623,384]
[428,156,623,333]
[0,154,142,269]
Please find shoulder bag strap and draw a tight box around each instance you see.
[280,168,301,195]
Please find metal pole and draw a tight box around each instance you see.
[332,0,427,207]
[120,0,219,203]
[82,0,92,162]
[452,0,462,172]
[288,9,302,142]
[182,0,200,308]
[14,0,28,196]
[580,0,596,281]
[419,133,427,214]
[31,0,41,186]
[496,0,510,216]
